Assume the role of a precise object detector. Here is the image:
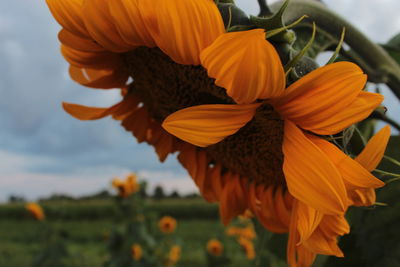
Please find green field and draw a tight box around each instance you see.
[0,198,251,267]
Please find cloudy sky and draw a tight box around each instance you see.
[1,0,399,201]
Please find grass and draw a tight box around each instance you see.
[0,198,252,267]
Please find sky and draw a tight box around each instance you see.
[0,0,400,201]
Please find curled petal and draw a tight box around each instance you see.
[69,66,128,89]
[283,120,347,215]
[201,29,285,104]
[275,62,370,135]
[320,215,350,237]
[348,188,376,206]
[63,94,139,120]
[356,125,391,171]
[162,103,260,147]
[156,0,225,65]
[302,228,344,257]
[46,0,88,38]
[58,29,105,52]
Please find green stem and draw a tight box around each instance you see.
[369,111,400,131]
[271,0,400,100]
[257,0,272,17]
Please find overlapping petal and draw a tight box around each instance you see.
[296,200,323,244]
[356,125,391,171]
[155,0,225,65]
[219,175,247,225]
[201,29,285,104]
[302,92,383,135]
[61,45,122,70]
[282,120,347,215]
[46,0,88,38]
[162,103,261,147]
[58,29,105,52]
[82,0,132,52]
[69,66,128,89]
[108,0,156,47]
[308,134,384,190]
[274,62,370,135]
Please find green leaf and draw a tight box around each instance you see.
[292,24,338,58]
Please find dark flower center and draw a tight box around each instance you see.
[123,47,285,187]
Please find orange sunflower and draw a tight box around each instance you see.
[26,202,45,221]
[46,0,391,266]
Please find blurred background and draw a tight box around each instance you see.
[0,1,400,267]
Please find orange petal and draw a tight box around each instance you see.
[319,215,350,237]
[274,62,369,135]
[219,175,247,225]
[303,228,344,257]
[274,187,292,227]
[201,29,285,104]
[82,0,133,52]
[250,185,288,233]
[297,245,317,267]
[296,200,324,245]
[121,107,150,143]
[301,92,383,135]
[202,164,222,203]
[156,0,225,65]
[348,188,376,206]
[63,94,139,120]
[287,203,318,267]
[287,204,300,267]
[58,29,104,52]
[108,0,156,47]
[46,0,88,38]
[282,120,347,215]
[162,103,260,147]
[61,45,122,70]
[308,134,384,190]
[69,66,128,89]
[356,125,391,171]
[137,0,159,43]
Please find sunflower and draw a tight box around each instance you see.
[46,0,391,266]
[131,243,143,261]
[207,239,224,257]
[166,245,181,266]
[158,216,177,234]
[238,237,256,260]
[111,173,140,197]
[26,202,45,221]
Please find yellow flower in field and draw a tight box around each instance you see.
[226,226,256,241]
[45,0,391,266]
[166,245,181,266]
[159,216,177,234]
[207,239,223,256]
[238,237,256,260]
[112,173,139,197]
[131,243,142,261]
[25,203,45,221]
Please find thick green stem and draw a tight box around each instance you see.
[271,0,400,100]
